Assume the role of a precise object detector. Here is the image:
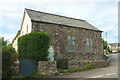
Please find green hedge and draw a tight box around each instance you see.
[1,37,17,78]
[2,45,15,78]
[18,31,50,62]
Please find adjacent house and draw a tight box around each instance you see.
[108,43,120,53]
[12,8,105,69]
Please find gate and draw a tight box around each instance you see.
[19,59,37,77]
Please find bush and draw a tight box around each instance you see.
[2,45,15,78]
[57,59,68,69]
[18,31,50,62]
[1,37,17,78]
[11,73,25,78]
[84,62,93,70]
[30,72,42,78]
[58,69,65,73]
[30,72,47,78]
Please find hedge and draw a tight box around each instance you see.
[1,37,17,78]
[18,31,50,62]
[2,45,15,78]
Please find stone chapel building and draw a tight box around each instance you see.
[12,8,105,69]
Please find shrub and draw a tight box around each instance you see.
[1,37,9,46]
[1,37,17,78]
[2,45,15,78]
[30,72,42,78]
[30,72,47,78]
[58,69,65,73]
[57,59,68,69]
[18,31,50,62]
[11,73,25,78]
[85,62,93,69]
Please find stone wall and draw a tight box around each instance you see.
[68,60,109,70]
[38,61,58,75]
[32,21,103,61]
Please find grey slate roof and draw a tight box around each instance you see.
[25,8,102,31]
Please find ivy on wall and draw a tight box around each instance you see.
[18,31,50,62]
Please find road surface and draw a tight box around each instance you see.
[51,53,119,79]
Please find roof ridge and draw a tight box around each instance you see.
[25,8,85,21]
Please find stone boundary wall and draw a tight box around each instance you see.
[68,60,109,70]
[38,61,58,75]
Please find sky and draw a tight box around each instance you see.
[0,0,119,43]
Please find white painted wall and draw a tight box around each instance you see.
[12,11,32,52]
[20,11,32,36]
[12,36,19,51]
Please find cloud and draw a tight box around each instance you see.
[0,16,3,27]
[99,24,117,32]
[1,33,15,43]
[0,0,118,43]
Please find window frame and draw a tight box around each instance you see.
[72,36,75,50]
[86,37,89,53]
[90,38,93,54]
[67,34,76,52]
[68,35,71,50]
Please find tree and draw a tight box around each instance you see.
[1,37,9,46]
[102,38,110,53]
[102,38,108,50]
[1,37,16,78]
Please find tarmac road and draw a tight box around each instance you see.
[51,53,119,79]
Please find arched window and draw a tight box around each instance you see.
[72,36,75,50]
[90,38,93,53]
[68,35,71,50]
[48,45,54,61]
[87,37,89,52]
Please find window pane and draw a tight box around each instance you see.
[68,40,71,45]
[68,45,71,50]
[72,36,75,50]
[72,36,75,40]
[72,40,75,45]
[87,38,89,52]
[68,35,71,50]
[68,35,71,39]
[90,38,93,53]
[73,46,75,50]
